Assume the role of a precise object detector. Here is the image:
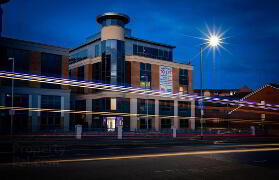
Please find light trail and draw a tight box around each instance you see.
[0,71,279,111]
[1,105,278,123]
[2,147,279,166]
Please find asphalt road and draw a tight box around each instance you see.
[1,142,279,180]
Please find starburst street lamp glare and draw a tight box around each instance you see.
[208,35,220,47]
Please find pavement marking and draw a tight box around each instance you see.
[1,147,279,166]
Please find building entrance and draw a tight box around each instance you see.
[103,117,123,131]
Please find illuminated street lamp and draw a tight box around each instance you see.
[200,34,222,139]
[208,35,221,47]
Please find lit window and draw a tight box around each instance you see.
[111,98,117,110]
[179,87,184,94]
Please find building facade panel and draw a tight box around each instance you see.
[29,51,41,88]
[101,25,125,41]
[131,61,140,88]
[151,64,159,90]
[172,67,179,92]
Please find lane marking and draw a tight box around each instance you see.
[1,147,279,166]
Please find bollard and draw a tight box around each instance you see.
[117,126,122,139]
[250,126,255,136]
[75,125,82,140]
[173,127,176,138]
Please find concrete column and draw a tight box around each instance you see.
[61,97,65,117]
[130,98,137,131]
[190,100,195,130]
[63,95,70,131]
[173,100,179,129]
[155,99,160,131]
[86,99,92,129]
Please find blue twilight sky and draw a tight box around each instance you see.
[2,0,279,90]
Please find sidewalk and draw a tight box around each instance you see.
[1,134,279,149]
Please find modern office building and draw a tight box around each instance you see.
[0,37,70,133]
[69,12,195,131]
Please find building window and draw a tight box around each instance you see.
[179,69,189,94]
[140,63,151,89]
[116,98,130,113]
[161,119,171,129]
[139,118,152,129]
[178,101,191,117]
[133,44,172,61]
[101,40,125,85]
[95,44,100,57]
[159,100,174,112]
[69,49,88,64]
[180,119,188,128]
[77,66,84,81]
[111,98,116,110]
[103,98,111,111]
[92,62,101,82]
[137,99,155,115]
[92,99,101,112]
[101,19,124,27]
[41,53,62,77]
[41,53,62,89]
[69,70,72,79]
[74,100,86,125]
[41,95,61,130]
[179,69,188,85]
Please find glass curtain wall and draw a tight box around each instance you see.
[41,95,61,130]
[179,69,189,94]
[133,44,172,61]
[101,40,125,85]
[140,63,151,89]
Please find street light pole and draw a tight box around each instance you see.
[145,75,149,130]
[200,47,203,140]
[8,57,14,137]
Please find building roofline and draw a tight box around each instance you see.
[69,38,101,53]
[0,37,69,51]
[194,89,238,91]
[0,37,69,56]
[126,37,176,49]
[70,36,176,53]
[96,12,130,24]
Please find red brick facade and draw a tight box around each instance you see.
[172,67,179,92]
[84,64,93,93]
[230,85,279,130]
[188,70,193,93]
[62,55,69,90]
[29,51,41,88]
[131,61,140,88]
[151,64,159,90]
